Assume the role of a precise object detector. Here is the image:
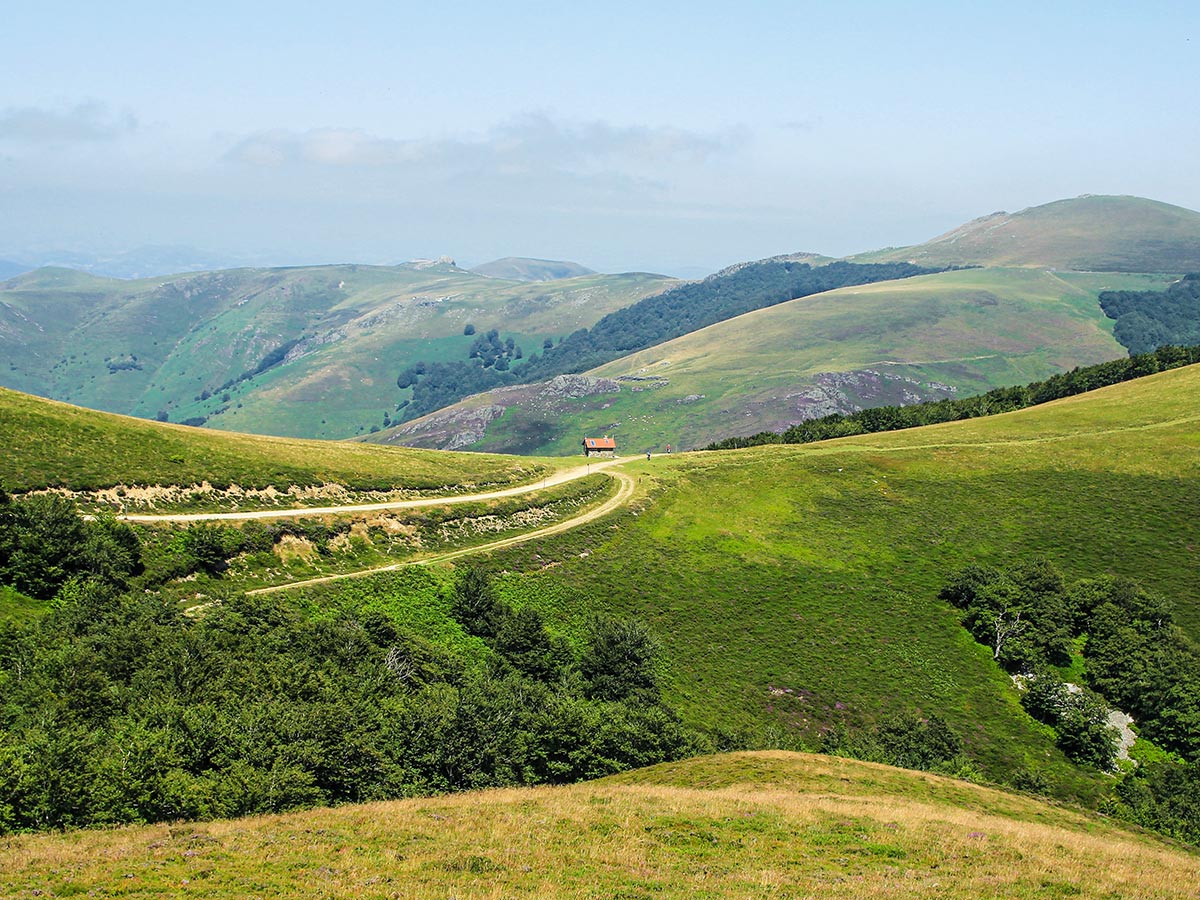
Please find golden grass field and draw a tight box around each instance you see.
[3,752,1196,899]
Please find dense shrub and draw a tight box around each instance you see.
[943,561,1200,767]
[820,712,969,774]
[0,491,141,599]
[1100,274,1200,354]
[0,567,700,832]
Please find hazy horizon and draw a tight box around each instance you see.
[2,1,1197,277]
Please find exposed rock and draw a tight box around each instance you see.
[407,256,457,270]
[388,403,507,450]
[538,374,621,400]
[382,374,621,450]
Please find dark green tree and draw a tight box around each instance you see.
[580,615,660,704]
[451,567,503,638]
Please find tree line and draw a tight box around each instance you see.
[704,343,1200,451]
[1100,274,1200,355]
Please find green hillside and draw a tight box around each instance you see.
[5,752,1196,899]
[0,261,673,439]
[0,386,561,496]
[857,195,1200,271]
[467,364,1200,782]
[380,267,1172,453]
[4,356,1200,849]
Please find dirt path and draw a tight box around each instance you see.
[246,470,637,595]
[121,457,627,523]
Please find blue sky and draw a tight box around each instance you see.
[1,1,1197,274]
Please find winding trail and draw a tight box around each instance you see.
[121,457,626,523]
[246,469,636,595]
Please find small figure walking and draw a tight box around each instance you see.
[646,450,651,460]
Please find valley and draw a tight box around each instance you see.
[9,7,1200,894]
[4,195,1200,896]
[0,261,674,439]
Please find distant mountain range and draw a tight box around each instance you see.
[0,245,260,280]
[0,260,673,438]
[0,260,32,281]
[4,194,1199,449]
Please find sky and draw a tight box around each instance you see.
[1,1,1197,276]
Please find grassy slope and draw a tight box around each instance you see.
[0,386,565,493]
[856,194,1200,271]
[0,263,674,439]
[5,752,1196,899]
[467,365,1200,788]
[385,267,1171,454]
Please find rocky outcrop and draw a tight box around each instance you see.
[380,374,622,451]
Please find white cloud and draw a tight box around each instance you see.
[225,113,740,175]
[0,101,137,142]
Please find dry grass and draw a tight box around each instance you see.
[3,752,1196,899]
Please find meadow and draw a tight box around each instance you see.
[69,362,1195,796]
[466,365,1200,792]
[3,752,1196,899]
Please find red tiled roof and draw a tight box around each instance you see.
[583,437,616,449]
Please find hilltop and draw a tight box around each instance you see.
[4,752,1196,899]
[469,256,597,281]
[858,195,1200,271]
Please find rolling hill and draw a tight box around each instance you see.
[4,752,1196,899]
[0,261,674,439]
[4,350,1200,853]
[86,361,1191,795]
[379,267,1172,453]
[374,195,1200,454]
[469,256,597,281]
[460,363,1200,782]
[857,194,1200,271]
[5,195,1199,452]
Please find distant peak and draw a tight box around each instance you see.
[862,194,1200,272]
[469,257,597,282]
